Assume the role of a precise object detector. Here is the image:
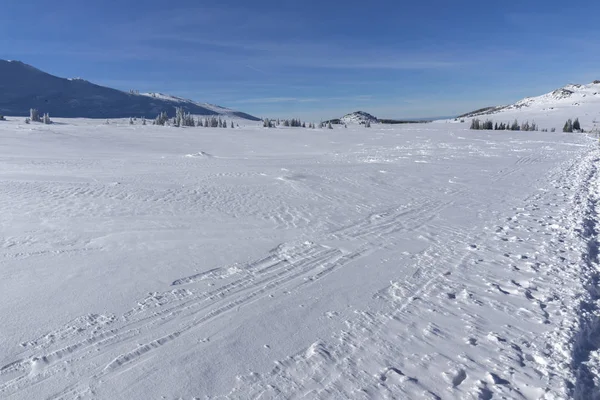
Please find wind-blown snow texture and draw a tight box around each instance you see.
[0,116,599,399]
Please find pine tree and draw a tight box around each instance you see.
[42,113,52,124]
[511,119,520,131]
[327,122,333,129]
[573,118,581,131]
[30,108,41,122]
[563,119,573,133]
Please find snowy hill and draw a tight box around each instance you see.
[457,81,600,131]
[0,60,260,120]
[139,92,259,121]
[340,111,379,125]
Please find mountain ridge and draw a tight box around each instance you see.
[0,60,260,120]
[459,81,600,119]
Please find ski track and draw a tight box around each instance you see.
[0,120,598,399]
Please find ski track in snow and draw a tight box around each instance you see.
[0,118,598,399]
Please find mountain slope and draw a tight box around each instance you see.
[0,60,260,120]
[460,81,600,119]
[455,81,600,131]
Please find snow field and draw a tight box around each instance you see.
[0,118,598,399]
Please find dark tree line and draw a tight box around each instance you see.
[470,118,537,131]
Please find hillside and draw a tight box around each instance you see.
[340,111,379,125]
[0,60,260,120]
[457,81,600,131]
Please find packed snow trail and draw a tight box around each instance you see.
[0,118,597,399]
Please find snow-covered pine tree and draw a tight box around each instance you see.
[154,112,168,126]
[573,118,581,131]
[43,113,52,124]
[30,108,41,122]
[563,119,573,132]
[327,122,333,129]
[129,117,134,125]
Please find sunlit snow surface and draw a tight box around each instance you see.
[0,117,599,399]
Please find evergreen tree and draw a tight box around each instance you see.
[573,118,581,131]
[327,122,333,129]
[30,108,41,122]
[563,119,573,133]
[42,113,52,124]
[511,119,520,131]
[154,112,168,126]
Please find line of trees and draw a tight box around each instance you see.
[470,118,538,131]
[152,108,235,128]
[264,118,312,128]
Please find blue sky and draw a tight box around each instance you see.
[1,0,599,120]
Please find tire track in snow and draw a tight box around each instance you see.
[0,189,463,398]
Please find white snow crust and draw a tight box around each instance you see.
[0,114,599,399]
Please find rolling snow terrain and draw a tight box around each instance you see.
[0,116,599,399]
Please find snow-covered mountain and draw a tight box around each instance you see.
[0,60,260,120]
[340,111,379,125]
[139,92,259,121]
[460,81,600,118]
[455,81,600,131]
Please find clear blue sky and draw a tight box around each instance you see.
[1,0,599,120]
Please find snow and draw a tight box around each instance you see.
[0,116,598,399]
[454,81,600,133]
[140,92,253,119]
